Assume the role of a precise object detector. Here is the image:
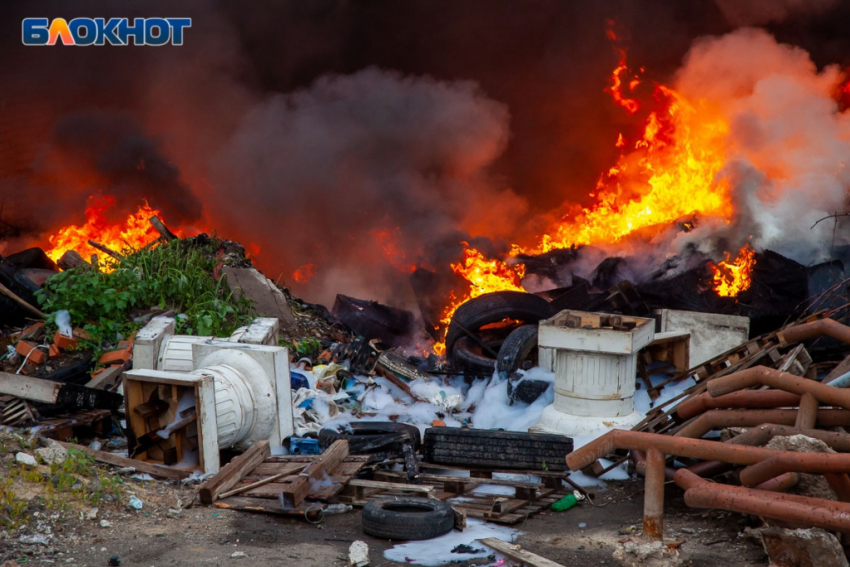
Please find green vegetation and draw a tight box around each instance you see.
[36,240,254,361]
[280,337,323,358]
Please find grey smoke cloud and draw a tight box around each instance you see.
[207,67,526,305]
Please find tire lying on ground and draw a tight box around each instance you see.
[496,324,539,380]
[361,497,455,540]
[422,427,572,471]
[318,422,421,454]
[445,291,554,359]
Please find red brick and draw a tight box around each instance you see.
[20,322,45,341]
[48,344,60,358]
[432,420,446,427]
[98,347,132,366]
[16,341,46,365]
[53,331,78,350]
[72,328,92,341]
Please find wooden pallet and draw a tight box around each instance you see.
[360,464,572,524]
[211,454,369,516]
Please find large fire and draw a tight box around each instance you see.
[46,198,170,266]
[435,34,753,348]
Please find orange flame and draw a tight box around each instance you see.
[433,246,526,355]
[434,31,755,354]
[46,197,170,266]
[710,244,756,297]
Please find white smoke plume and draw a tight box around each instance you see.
[674,28,850,266]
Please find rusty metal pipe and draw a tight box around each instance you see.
[795,392,819,429]
[674,469,850,532]
[630,450,676,479]
[568,430,831,471]
[740,452,850,486]
[722,424,850,452]
[824,473,850,502]
[686,424,850,478]
[779,318,850,346]
[674,408,850,439]
[676,391,801,421]
[643,448,665,541]
[708,366,850,409]
[753,472,800,492]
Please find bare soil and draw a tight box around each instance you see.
[2,475,770,567]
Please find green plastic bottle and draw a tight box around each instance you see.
[550,493,578,512]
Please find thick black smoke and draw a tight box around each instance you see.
[1,0,848,305]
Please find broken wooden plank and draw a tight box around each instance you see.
[218,464,306,500]
[0,282,43,318]
[214,496,322,519]
[347,479,434,494]
[55,440,190,481]
[198,440,270,504]
[149,215,178,241]
[479,538,567,567]
[281,440,349,508]
[825,354,850,383]
[0,371,122,411]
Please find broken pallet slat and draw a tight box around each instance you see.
[218,463,306,500]
[281,440,349,508]
[198,440,270,504]
[55,440,190,481]
[479,538,567,567]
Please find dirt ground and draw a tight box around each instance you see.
[2,476,771,567]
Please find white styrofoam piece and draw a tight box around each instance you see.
[655,309,749,367]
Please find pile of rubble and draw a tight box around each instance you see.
[5,213,850,566]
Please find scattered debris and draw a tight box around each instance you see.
[348,540,370,567]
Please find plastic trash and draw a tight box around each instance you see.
[128,495,143,510]
[290,372,309,391]
[324,504,353,515]
[289,437,321,455]
[89,440,103,451]
[550,493,578,512]
[55,310,73,338]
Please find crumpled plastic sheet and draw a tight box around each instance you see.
[292,388,341,437]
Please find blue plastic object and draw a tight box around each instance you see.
[289,437,321,455]
[291,372,309,391]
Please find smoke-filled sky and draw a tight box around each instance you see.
[2,0,850,306]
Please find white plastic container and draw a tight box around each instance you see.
[531,310,655,437]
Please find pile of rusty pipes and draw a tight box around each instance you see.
[567,318,850,541]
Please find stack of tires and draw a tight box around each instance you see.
[445,291,553,379]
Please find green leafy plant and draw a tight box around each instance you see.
[36,240,255,364]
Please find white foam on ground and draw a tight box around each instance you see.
[470,484,516,496]
[383,518,519,566]
[470,371,554,431]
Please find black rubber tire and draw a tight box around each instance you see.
[445,291,553,358]
[361,497,454,540]
[318,422,421,454]
[507,378,551,405]
[496,325,539,380]
[422,427,572,471]
[451,337,497,375]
